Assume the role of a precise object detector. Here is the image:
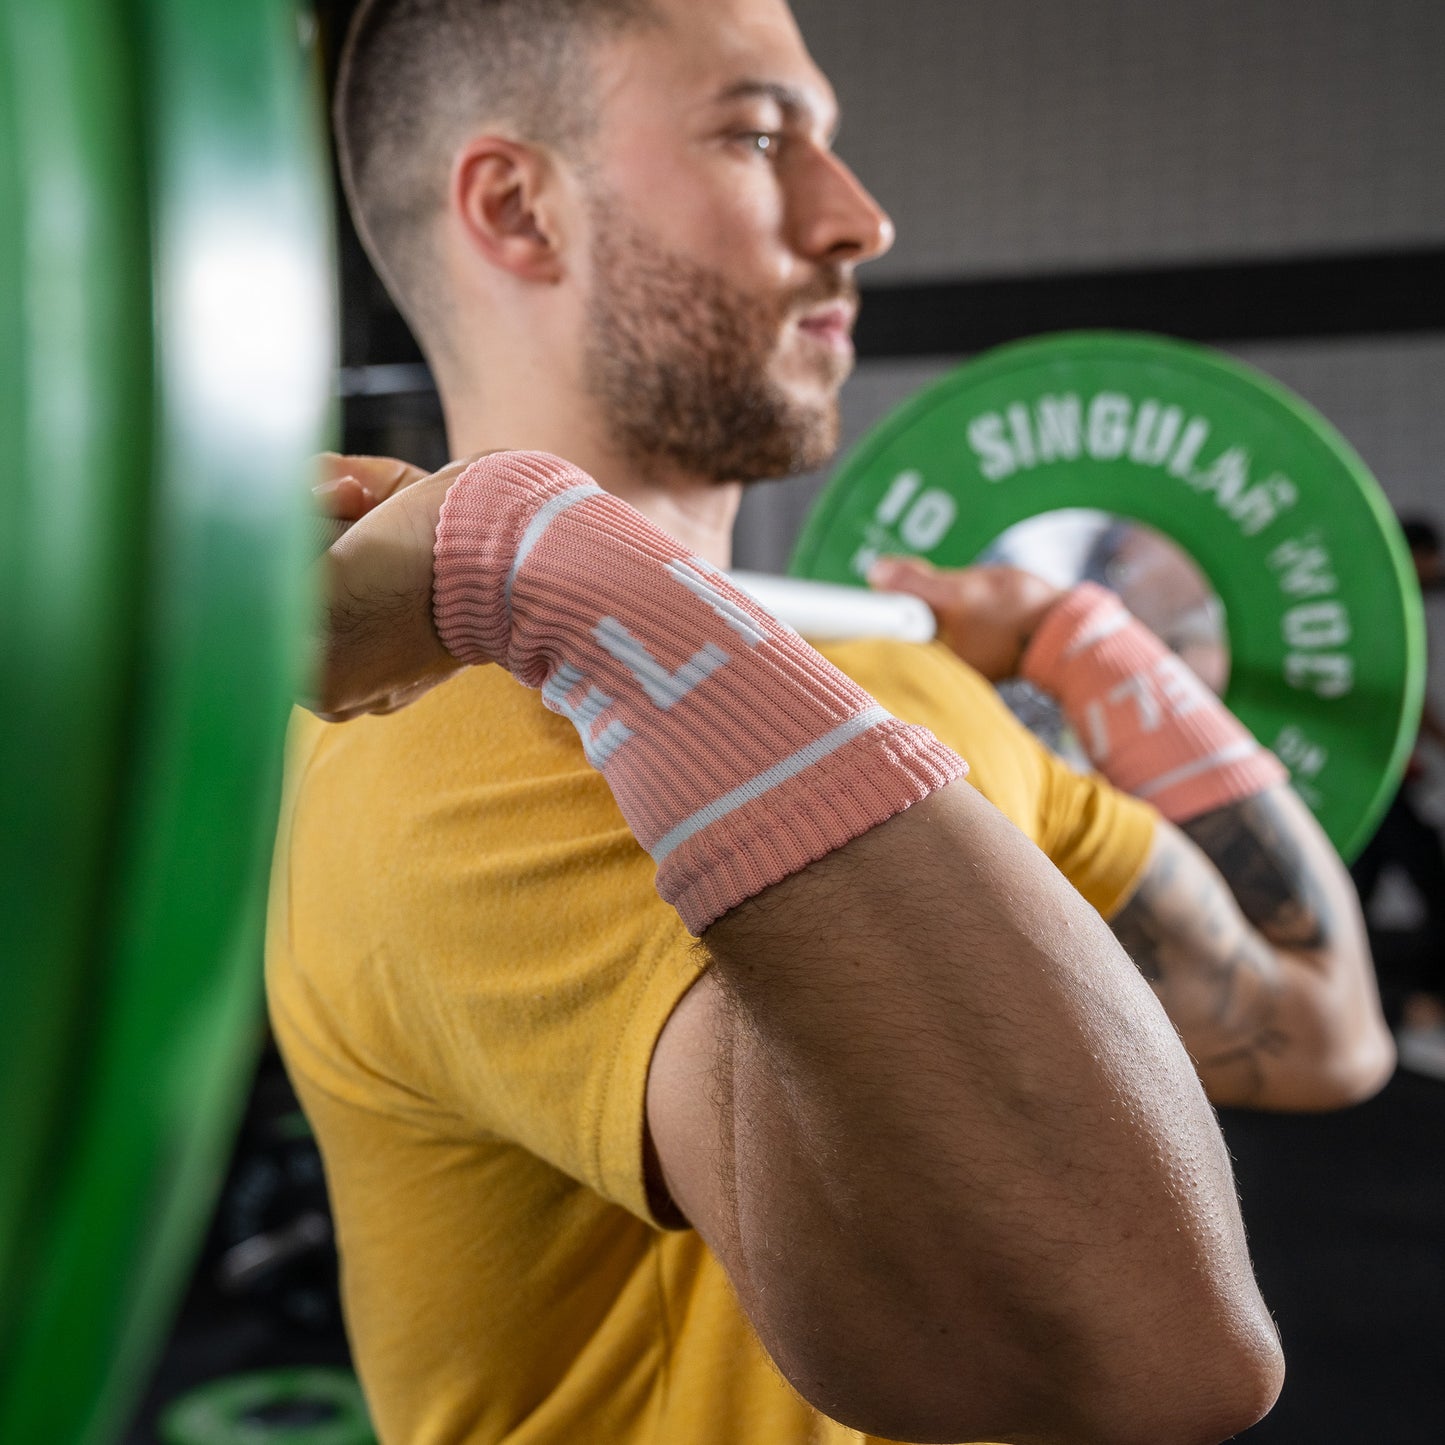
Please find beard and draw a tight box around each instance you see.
[581,210,855,485]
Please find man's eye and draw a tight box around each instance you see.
[736,131,779,157]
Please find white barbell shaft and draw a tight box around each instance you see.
[318,517,937,643]
[729,571,937,644]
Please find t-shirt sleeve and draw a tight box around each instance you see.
[274,674,706,1231]
[396,786,702,1228]
[1031,744,1158,918]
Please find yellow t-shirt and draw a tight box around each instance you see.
[266,639,1155,1445]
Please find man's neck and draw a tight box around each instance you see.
[446,404,743,568]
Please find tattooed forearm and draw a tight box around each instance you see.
[1181,789,1333,951]
[1110,787,1388,1109]
[1108,849,1175,985]
[1110,824,1290,1106]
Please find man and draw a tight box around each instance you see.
[268,2,1392,1441]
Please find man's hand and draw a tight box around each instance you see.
[305,454,485,722]
[314,451,430,527]
[868,556,1060,680]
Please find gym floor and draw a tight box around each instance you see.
[123,1024,1445,1444]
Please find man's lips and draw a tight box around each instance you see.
[796,302,857,349]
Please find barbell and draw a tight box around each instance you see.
[0,13,1423,1443]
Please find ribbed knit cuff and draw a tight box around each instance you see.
[1019,582,1124,690]
[433,452,603,669]
[663,720,966,934]
[427,449,971,931]
[1021,583,1286,821]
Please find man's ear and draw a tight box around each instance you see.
[451,137,567,283]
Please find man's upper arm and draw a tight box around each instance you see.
[643,781,1283,1445]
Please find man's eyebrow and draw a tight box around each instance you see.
[711,79,840,139]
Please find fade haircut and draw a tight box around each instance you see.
[335,0,657,350]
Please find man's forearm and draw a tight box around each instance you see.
[1183,786,1393,1101]
[1181,787,1340,950]
[1012,582,1391,1109]
[1107,785,1393,1110]
[700,780,1282,1445]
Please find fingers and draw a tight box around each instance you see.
[868,556,952,605]
[306,673,449,724]
[356,455,430,500]
[314,474,377,524]
[315,451,356,485]
[314,452,431,518]
[870,557,1060,612]
[303,453,504,721]
[316,451,430,498]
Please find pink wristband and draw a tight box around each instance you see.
[1021,583,1286,822]
[432,452,966,933]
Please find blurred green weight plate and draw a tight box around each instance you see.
[160,1369,375,1445]
[0,0,151,1337]
[791,332,1424,860]
[0,1,332,1442]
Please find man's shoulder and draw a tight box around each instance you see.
[276,666,632,930]
[814,636,984,687]
[269,662,661,1000]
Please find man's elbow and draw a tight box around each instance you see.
[1285,1020,1396,1111]
[758,1286,1284,1445]
[1077,1324,1285,1445]
[1315,1025,1396,1108]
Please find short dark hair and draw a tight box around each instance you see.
[335,0,656,347]
[1399,516,1441,553]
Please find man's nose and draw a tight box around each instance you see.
[790,147,895,268]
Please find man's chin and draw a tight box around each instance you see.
[793,394,843,471]
[779,344,854,394]
[745,411,841,483]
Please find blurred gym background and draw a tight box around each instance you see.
[7,1,1442,1442]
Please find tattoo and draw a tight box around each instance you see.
[1111,824,1290,1106]
[1181,790,1333,951]
[1109,847,1175,985]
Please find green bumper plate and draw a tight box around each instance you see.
[160,1369,375,1445]
[791,332,1424,860]
[0,0,151,1337]
[0,3,332,1443]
